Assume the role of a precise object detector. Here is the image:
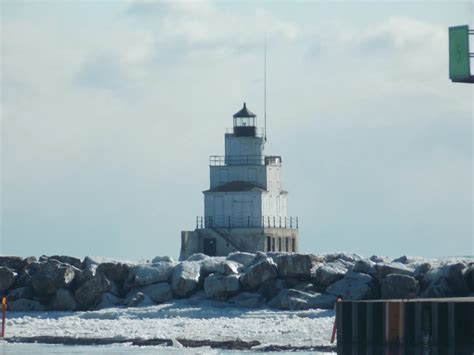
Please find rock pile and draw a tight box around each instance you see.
[0,253,472,312]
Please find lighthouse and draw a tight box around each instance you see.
[179,103,298,260]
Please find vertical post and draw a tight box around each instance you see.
[296,217,299,229]
[284,217,287,228]
[1,297,6,338]
[290,217,292,229]
[279,217,281,228]
[273,216,275,228]
[267,216,270,227]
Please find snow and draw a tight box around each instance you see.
[5,298,335,349]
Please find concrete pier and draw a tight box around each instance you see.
[336,297,474,354]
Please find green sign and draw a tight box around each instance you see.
[449,25,470,80]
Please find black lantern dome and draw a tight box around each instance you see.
[232,102,257,137]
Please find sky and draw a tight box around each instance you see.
[1,0,473,261]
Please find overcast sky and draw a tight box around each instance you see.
[1,0,473,261]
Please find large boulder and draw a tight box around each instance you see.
[240,258,278,290]
[326,271,374,300]
[97,262,130,284]
[313,260,349,287]
[75,273,111,308]
[49,288,78,311]
[268,289,336,310]
[171,261,201,297]
[323,253,362,263]
[226,252,256,267]
[95,292,123,309]
[274,254,313,279]
[30,260,75,297]
[421,263,469,297]
[381,274,418,299]
[377,262,414,280]
[7,286,33,301]
[228,292,265,308]
[0,267,16,292]
[353,259,377,276]
[75,264,97,288]
[127,262,174,287]
[0,257,24,271]
[200,258,241,276]
[8,298,45,312]
[142,282,173,304]
[258,278,287,301]
[464,264,474,291]
[152,256,174,263]
[49,255,83,269]
[204,274,240,299]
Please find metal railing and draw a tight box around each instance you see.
[209,155,282,166]
[196,216,298,229]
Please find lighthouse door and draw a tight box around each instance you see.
[203,238,216,256]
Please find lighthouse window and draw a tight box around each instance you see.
[266,236,271,252]
[278,238,282,252]
[292,238,296,252]
[285,237,289,252]
[272,237,275,252]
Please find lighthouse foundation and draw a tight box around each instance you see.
[179,227,299,261]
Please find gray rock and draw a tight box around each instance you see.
[228,292,265,308]
[268,289,336,310]
[75,273,111,308]
[49,255,83,269]
[127,262,174,287]
[377,262,414,279]
[142,282,173,304]
[381,274,418,299]
[393,255,409,264]
[313,260,349,287]
[19,257,37,271]
[204,274,240,299]
[152,256,174,263]
[127,291,146,307]
[274,254,313,278]
[226,252,256,267]
[240,258,278,290]
[171,261,201,297]
[7,286,33,301]
[49,288,77,311]
[422,263,469,297]
[369,255,392,263]
[414,263,432,279]
[201,258,241,276]
[0,256,24,271]
[353,259,377,276]
[0,267,16,292]
[95,292,123,309]
[323,253,362,263]
[464,264,474,291]
[187,253,209,262]
[97,262,130,283]
[30,260,75,297]
[76,264,97,287]
[258,278,287,301]
[326,271,374,300]
[9,298,45,312]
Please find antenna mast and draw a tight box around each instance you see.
[264,33,267,142]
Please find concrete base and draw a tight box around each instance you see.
[179,227,298,260]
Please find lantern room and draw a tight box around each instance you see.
[233,102,257,137]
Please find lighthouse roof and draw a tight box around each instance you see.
[204,181,266,193]
[233,102,256,118]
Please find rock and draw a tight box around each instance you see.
[228,292,265,308]
[274,254,313,279]
[268,289,336,310]
[240,258,278,290]
[30,260,75,297]
[393,255,409,264]
[75,273,111,308]
[381,274,418,299]
[187,253,209,262]
[128,262,175,287]
[127,291,146,307]
[323,252,362,263]
[142,282,173,304]
[0,256,24,271]
[353,259,377,276]
[0,267,16,292]
[76,264,97,287]
[49,255,83,269]
[201,258,241,276]
[95,292,123,309]
[7,286,33,301]
[313,260,349,287]
[97,262,130,283]
[326,271,374,300]
[171,261,201,297]
[8,298,45,312]
[19,257,37,271]
[152,256,174,263]
[369,255,392,263]
[377,262,414,279]
[414,263,432,279]
[258,278,287,301]
[422,263,469,297]
[49,288,77,311]
[204,274,240,299]
[226,252,256,267]
[464,264,474,291]
[11,270,33,289]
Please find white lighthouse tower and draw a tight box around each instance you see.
[180,103,298,260]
